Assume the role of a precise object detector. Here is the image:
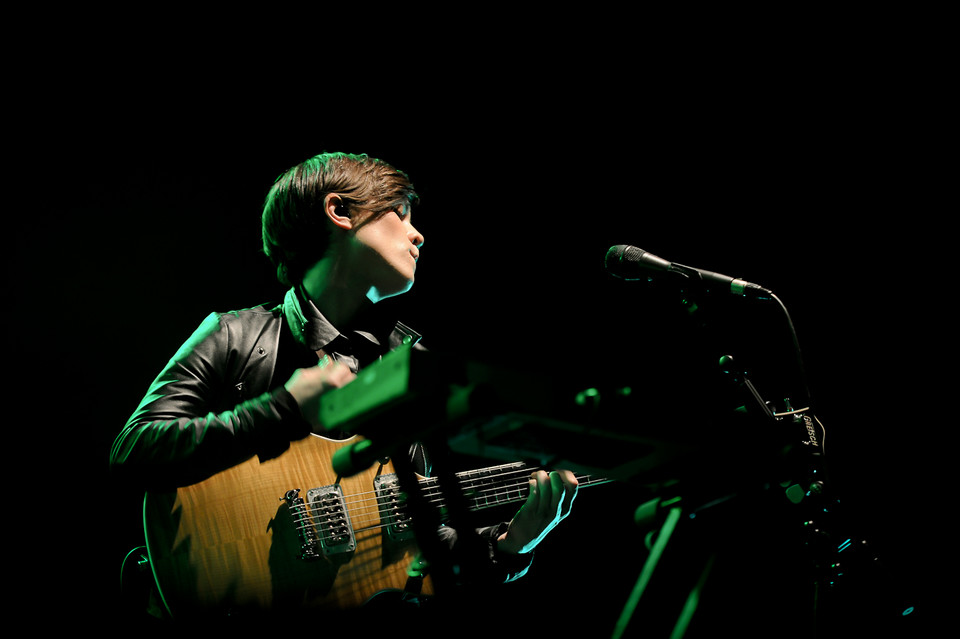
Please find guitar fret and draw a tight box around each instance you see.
[453,462,529,511]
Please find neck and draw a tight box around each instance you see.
[300,256,373,329]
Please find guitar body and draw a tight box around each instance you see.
[143,434,430,620]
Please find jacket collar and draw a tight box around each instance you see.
[282,286,422,354]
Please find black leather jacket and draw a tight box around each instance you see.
[110,289,423,490]
[113,301,303,490]
[111,288,532,584]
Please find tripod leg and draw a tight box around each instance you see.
[669,552,717,639]
[612,506,683,639]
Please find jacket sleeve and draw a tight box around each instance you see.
[109,312,310,491]
[434,523,534,585]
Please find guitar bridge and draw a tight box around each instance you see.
[283,489,322,560]
[301,484,356,556]
[374,474,415,541]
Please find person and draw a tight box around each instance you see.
[110,151,579,625]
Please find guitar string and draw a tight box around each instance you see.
[297,474,540,539]
[296,481,561,544]
[295,472,605,543]
[295,471,607,544]
[336,470,607,525]
[296,468,605,523]
[344,476,535,527]
[304,466,578,528]
[301,478,611,547]
[300,465,538,525]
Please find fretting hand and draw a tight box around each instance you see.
[497,469,579,554]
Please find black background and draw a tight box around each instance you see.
[15,38,945,636]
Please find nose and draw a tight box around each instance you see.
[408,224,425,249]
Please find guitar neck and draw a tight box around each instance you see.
[416,462,606,513]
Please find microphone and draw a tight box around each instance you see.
[605,245,773,298]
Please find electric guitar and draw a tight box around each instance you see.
[143,433,604,620]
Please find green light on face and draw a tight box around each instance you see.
[902,607,914,616]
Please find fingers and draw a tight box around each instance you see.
[284,360,357,426]
[317,360,356,389]
[528,469,578,519]
[498,469,579,554]
[524,471,546,516]
[556,469,579,517]
[295,360,355,393]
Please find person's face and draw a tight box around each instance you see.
[351,202,425,303]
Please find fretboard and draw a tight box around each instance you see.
[416,462,607,513]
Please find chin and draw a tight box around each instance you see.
[365,279,414,304]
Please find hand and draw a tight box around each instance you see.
[284,357,356,429]
[497,469,579,555]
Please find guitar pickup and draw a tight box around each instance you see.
[305,484,356,556]
[374,474,415,542]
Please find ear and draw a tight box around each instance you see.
[324,193,353,230]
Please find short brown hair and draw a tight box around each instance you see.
[261,152,419,287]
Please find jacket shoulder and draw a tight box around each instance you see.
[171,302,283,362]
[216,301,284,328]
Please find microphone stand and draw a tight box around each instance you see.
[609,277,918,638]
[612,355,788,639]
